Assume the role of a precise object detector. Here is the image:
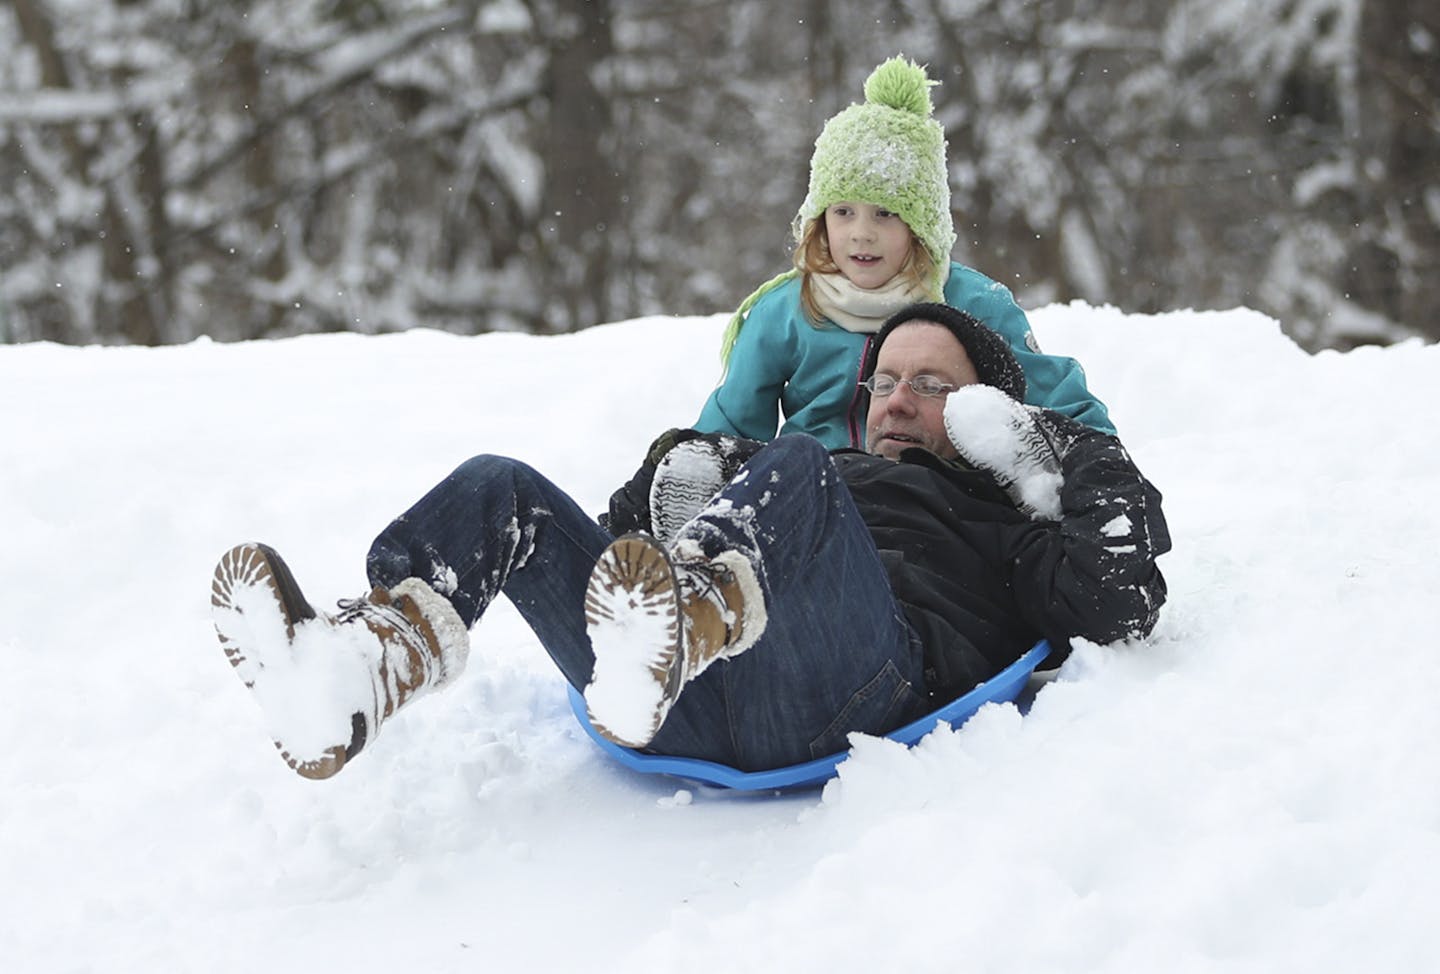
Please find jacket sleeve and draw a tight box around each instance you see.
[945,264,1117,436]
[1002,415,1171,653]
[694,291,796,441]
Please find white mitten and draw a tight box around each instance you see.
[943,385,1063,520]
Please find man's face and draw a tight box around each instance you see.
[865,322,981,461]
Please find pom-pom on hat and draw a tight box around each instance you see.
[862,302,1026,402]
[796,57,956,284]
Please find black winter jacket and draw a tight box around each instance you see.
[607,419,1170,703]
[833,417,1169,699]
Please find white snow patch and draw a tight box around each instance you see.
[7,307,1440,972]
[1101,512,1133,537]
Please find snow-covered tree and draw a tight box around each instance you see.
[0,0,1434,348]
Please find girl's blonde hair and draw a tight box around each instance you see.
[793,217,938,324]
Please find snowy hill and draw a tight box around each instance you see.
[4,305,1440,973]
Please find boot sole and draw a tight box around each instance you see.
[210,543,356,780]
[212,542,317,651]
[582,534,685,749]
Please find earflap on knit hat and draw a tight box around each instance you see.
[863,302,1026,401]
[794,57,956,285]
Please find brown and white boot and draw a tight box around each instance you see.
[582,533,766,748]
[211,542,469,779]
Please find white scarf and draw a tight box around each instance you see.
[810,268,946,333]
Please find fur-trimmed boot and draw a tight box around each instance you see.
[210,542,469,779]
[582,533,766,748]
[648,437,757,544]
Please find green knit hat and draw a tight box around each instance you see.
[795,56,955,281]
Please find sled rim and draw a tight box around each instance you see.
[568,640,1052,791]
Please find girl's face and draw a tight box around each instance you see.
[823,202,915,290]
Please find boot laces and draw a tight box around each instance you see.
[336,594,428,646]
[676,562,738,639]
[334,593,440,713]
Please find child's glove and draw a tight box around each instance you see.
[943,385,1064,520]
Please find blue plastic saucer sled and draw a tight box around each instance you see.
[568,640,1051,791]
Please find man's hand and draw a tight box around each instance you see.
[943,385,1063,520]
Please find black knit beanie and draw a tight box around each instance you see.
[862,302,1026,401]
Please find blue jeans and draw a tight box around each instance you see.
[367,435,931,771]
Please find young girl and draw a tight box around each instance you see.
[695,56,1115,449]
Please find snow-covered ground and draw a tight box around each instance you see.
[4,305,1439,973]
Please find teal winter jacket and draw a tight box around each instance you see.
[695,262,1115,449]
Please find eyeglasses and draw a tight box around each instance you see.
[861,373,958,398]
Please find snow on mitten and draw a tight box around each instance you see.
[943,385,1063,520]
